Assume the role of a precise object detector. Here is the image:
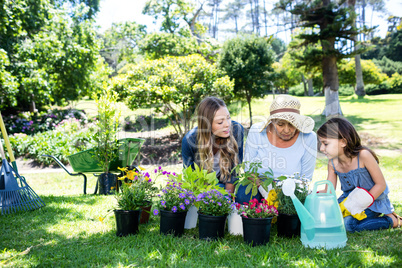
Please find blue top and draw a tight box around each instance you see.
[332,153,394,214]
[181,121,244,184]
[244,122,317,180]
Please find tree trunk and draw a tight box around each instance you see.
[322,55,343,117]
[301,74,307,96]
[354,53,365,96]
[308,78,314,96]
[247,93,253,126]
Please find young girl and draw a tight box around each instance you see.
[317,118,401,232]
[181,97,244,193]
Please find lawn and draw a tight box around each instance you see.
[1,94,401,267]
[0,155,401,267]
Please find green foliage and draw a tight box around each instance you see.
[100,21,147,72]
[138,31,220,61]
[366,73,402,95]
[233,162,286,201]
[143,0,201,35]
[372,56,402,77]
[2,109,90,135]
[271,37,287,61]
[155,179,196,213]
[92,85,121,173]
[219,35,275,121]
[8,120,96,165]
[274,174,309,215]
[363,28,402,62]
[112,54,234,137]
[0,0,107,111]
[197,189,233,216]
[237,199,279,218]
[173,163,227,201]
[338,59,387,87]
[115,168,158,210]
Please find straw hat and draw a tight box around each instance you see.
[260,95,314,133]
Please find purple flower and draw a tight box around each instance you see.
[179,203,185,210]
[184,199,190,205]
[173,172,176,176]
[179,193,185,198]
[161,200,166,207]
[153,209,159,216]
[158,166,162,170]
[172,206,178,213]
[154,169,157,173]
[217,202,222,206]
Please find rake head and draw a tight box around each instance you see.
[0,161,45,215]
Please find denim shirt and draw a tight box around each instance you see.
[181,121,244,184]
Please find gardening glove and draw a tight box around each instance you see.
[339,198,367,220]
[258,185,268,199]
[344,187,374,215]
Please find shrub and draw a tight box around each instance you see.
[3,109,90,135]
[8,121,96,165]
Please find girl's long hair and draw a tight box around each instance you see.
[196,97,239,182]
[317,117,379,163]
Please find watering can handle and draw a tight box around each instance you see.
[312,180,336,197]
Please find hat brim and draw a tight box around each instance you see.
[260,112,315,133]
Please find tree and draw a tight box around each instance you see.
[138,31,220,61]
[277,0,371,117]
[100,21,147,72]
[143,0,206,38]
[348,0,366,97]
[219,34,275,125]
[0,0,107,112]
[338,58,387,86]
[112,54,234,138]
[221,0,246,34]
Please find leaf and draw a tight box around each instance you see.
[245,184,252,195]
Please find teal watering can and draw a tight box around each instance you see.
[282,179,347,249]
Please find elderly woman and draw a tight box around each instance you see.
[236,95,317,204]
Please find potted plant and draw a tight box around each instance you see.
[236,198,279,246]
[273,173,310,238]
[153,179,195,237]
[233,162,286,201]
[114,171,151,236]
[196,189,233,240]
[117,166,158,224]
[173,163,227,229]
[230,161,285,236]
[93,85,121,195]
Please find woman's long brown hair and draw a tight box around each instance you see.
[196,97,239,182]
[317,117,379,163]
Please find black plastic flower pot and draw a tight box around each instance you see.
[98,173,116,195]
[198,213,227,240]
[277,213,301,238]
[114,209,141,237]
[160,210,187,237]
[140,201,152,224]
[242,216,273,247]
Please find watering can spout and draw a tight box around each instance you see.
[282,179,315,240]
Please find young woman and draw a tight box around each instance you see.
[317,117,401,232]
[181,97,244,193]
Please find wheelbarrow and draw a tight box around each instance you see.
[43,138,145,194]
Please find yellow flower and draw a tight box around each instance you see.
[268,189,277,201]
[98,217,104,223]
[272,216,277,224]
[138,166,146,171]
[118,167,128,172]
[126,170,138,181]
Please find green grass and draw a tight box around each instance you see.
[1,161,401,267]
[228,94,402,149]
